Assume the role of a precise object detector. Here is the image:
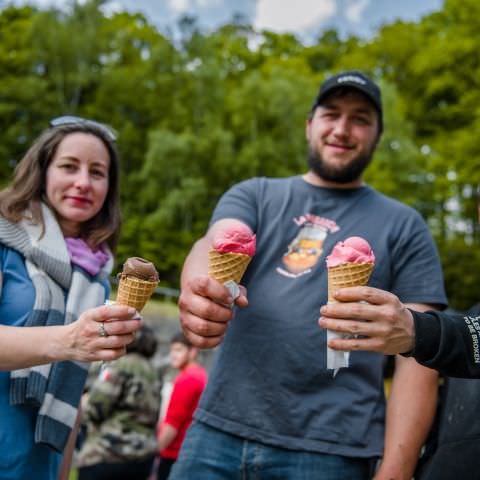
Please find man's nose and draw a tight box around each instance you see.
[332,116,350,138]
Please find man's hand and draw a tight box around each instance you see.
[178,274,248,349]
[318,286,415,355]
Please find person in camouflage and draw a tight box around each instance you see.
[76,324,162,480]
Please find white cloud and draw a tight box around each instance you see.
[102,1,124,16]
[345,0,370,24]
[254,0,336,33]
[197,0,222,7]
[167,0,223,13]
[19,0,64,6]
[167,0,191,14]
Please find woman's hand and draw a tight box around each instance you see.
[60,304,142,362]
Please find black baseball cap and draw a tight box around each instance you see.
[311,70,383,133]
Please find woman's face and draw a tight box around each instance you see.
[46,132,110,237]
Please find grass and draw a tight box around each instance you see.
[109,290,179,320]
[142,297,179,319]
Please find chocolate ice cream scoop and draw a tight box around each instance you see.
[121,257,159,281]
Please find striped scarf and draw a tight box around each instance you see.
[0,203,113,452]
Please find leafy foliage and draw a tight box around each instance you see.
[0,0,478,309]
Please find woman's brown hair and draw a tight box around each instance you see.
[0,120,121,252]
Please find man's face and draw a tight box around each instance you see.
[305,91,380,183]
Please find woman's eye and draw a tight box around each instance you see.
[60,163,76,171]
[91,169,106,178]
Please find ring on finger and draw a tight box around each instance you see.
[99,322,109,338]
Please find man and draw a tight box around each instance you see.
[173,70,447,479]
[156,332,207,480]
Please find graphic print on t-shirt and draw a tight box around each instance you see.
[277,213,339,278]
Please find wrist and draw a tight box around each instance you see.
[46,325,70,363]
[400,309,416,356]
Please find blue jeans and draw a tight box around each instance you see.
[169,421,375,480]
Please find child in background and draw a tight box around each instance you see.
[156,332,207,480]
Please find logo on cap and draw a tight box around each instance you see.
[337,75,367,85]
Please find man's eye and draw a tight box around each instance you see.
[354,116,370,125]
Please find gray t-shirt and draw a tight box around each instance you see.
[196,176,447,458]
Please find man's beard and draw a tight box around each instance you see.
[307,144,374,184]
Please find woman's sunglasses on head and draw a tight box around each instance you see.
[49,115,117,141]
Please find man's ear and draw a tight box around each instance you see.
[305,118,312,141]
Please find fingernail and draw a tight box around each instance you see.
[127,307,136,315]
[226,296,233,304]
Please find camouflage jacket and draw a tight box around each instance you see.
[76,353,161,467]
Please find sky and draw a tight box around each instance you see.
[7,0,444,41]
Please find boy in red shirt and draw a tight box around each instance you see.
[156,332,208,480]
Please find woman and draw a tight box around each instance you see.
[0,116,141,480]
[76,324,162,480]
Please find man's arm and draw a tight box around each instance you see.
[374,303,439,480]
[178,218,249,349]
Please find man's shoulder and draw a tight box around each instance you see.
[233,175,297,189]
[366,187,422,218]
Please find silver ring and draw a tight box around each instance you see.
[99,322,108,338]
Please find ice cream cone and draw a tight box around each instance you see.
[116,275,158,312]
[327,262,374,303]
[208,250,251,284]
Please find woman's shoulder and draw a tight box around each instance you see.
[0,243,26,269]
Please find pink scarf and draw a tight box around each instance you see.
[65,237,110,276]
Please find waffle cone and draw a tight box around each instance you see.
[116,275,158,312]
[208,250,251,284]
[327,262,374,303]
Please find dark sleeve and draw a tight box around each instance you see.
[408,309,480,378]
[209,178,260,232]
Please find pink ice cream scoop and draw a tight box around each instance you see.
[326,236,375,269]
[213,224,256,256]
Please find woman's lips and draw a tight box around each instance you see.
[66,196,92,206]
